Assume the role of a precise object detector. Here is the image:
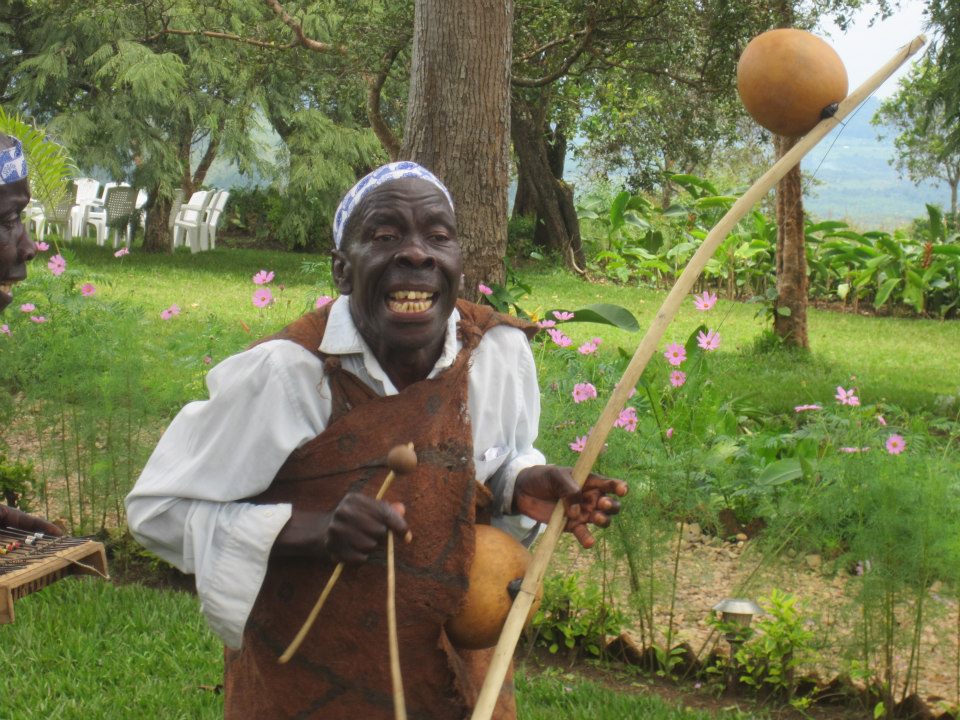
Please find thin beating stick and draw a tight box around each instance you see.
[387,532,407,719]
[470,35,927,720]
[278,442,416,664]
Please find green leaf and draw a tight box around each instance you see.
[757,458,803,486]
[776,306,792,317]
[874,277,901,308]
[556,303,640,332]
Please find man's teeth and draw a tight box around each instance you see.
[388,290,434,313]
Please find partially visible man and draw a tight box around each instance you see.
[127,161,627,719]
[0,133,62,538]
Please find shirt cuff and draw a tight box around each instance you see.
[196,502,292,650]
[494,451,546,515]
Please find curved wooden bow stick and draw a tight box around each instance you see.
[471,34,927,720]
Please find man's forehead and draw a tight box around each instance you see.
[357,179,455,222]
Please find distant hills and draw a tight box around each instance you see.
[793,96,949,229]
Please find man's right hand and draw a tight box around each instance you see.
[0,505,63,536]
[272,493,408,564]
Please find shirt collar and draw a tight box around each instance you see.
[319,296,461,382]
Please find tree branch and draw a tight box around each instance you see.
[262,0,348,55]
[511,23,594,88]
[154,27,298,50]
[363,44,404,160]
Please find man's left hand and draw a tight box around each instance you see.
[513,465,627,548]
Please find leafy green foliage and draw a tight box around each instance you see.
[730,590,816,700]
[579,177,960,318]
[531,572,626,658]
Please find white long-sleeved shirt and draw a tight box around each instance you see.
[125,297,544,649]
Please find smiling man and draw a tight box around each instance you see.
[0,133,62,538]
[126,161,627,720]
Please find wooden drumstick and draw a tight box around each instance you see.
[278,442,417,664]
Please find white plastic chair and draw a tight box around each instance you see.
[69,178,101,239]
[25,200,46,239]
[171,190,213,251]
[200,190,230,251]
[135,188,149,231]
[83,185,138,248]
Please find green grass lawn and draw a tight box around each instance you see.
[0,578,764,720]
[65,244,960,416]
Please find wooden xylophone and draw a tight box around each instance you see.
[0,527,109,623]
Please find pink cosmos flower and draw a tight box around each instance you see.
[252,287,273,308]
[47,254,66,276]
[666,427,674,439]
[80,283,96,297]
[663,342,686,366]
[885,434,906,455]
[35,241,49,251]
[19,303,35,313]
[252,270,275,285]
[835,387,860,406]
[839,447,870,454]
[537,319,556,329]
[697,328,721,351]
[572,382,598,403]
[670,370,687,388]
[877,414,887,426]
[546,328,571,348]
[478,283,493,296]
[569,435,588,453]
[315,295,333,309]
[693,290,718,311]
[114,247,130,257]
[203,355,212,365]
[0,324,10,336]
[614,407,638,432]
[159,304,181,320]
[30,316,46,323]
[578,339,599,355]
[552,310,575,321]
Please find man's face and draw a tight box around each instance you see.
[333,177,462,368]
[0,179,35,312]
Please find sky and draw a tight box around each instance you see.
[818,1,930,98]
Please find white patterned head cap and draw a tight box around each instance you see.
[332,161,454,249]
[0,137,27,185]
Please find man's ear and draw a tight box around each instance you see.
[331,250,353,295]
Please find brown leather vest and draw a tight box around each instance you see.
[223,300,535,720]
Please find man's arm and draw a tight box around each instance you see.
[0,505,62,536]
[125,341,330,648]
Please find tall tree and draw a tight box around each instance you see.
[402,0,513,292]
[873,57,960,221]
[926,0,960,154]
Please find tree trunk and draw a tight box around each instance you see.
[402,0,513,298]
[510,95,585,269]
[143,188,172,253]
[773,134,808,348]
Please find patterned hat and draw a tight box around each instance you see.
[0,137,27,185]
[332,161,454,249]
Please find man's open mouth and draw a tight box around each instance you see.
[387,290,436,314]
